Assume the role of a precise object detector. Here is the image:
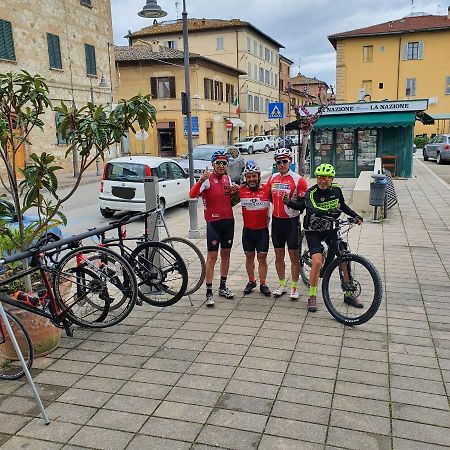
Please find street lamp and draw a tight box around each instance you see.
[138,0,200,239]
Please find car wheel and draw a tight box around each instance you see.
[100,208,115,218]
[423,149,429,161]
[264,145,269,153]
[437,152,443,164]
[248,146,254,154]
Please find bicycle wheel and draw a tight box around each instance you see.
[322,253,383,326]
[130,241,188,307]
[0,309,34,380]
[53,246,137,328]
[299,231,312,286]
[161,237,205,295]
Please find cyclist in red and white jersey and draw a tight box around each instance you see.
[239,161,271,297]
[189,149,238,306]
[267,148,308,300]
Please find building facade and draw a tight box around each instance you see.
[329,10,450,135]
[0,0,114,169]
[127,18,283,140]
[115,45,244,156]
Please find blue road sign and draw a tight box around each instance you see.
[268,102,284,120]
[184,116,199,136]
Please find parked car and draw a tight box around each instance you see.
[265,135,277,150]
[177,145,245,184]
[423,134,450,164]
[235,136,270,154]
[98,156,190,218]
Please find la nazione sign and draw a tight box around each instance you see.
[306,99,429,116]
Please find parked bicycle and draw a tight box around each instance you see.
[299,216,383,325]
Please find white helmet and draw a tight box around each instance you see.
[243,160,261,175]
[274,148,292,160]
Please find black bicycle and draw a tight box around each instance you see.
[299,217,383,325]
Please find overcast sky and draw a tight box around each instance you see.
[111,0,447,85]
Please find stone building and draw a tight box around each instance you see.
[0,0,115,170]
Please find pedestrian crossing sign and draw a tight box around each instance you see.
[268,102,284,119]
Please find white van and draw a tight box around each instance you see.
[99,156,190,218]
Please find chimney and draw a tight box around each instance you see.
[151,40,160,52]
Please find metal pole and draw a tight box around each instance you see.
[228,98,231,145]
[183,0,199,239]
[89,76,101,175]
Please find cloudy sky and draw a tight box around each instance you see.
[111,0,446,85]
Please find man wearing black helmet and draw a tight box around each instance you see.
[239,160,271,297]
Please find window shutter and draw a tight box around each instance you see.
[411,78,416,96]
[0,19,16,61]
[169,76,176,98]
[84,44,96,75]
[54,35,61,68]
[402,43,408,60]
[47,33,54,67]
[219,82,223,102]
[418,41,424,59]
[150,77,158,99]
[204,78,209,99]
[47,33,62,69]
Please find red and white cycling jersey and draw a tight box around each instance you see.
[239,184,270,230]
[267,170,308,218]
[189,172,234,222]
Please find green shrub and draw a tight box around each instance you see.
[414,135,429,149]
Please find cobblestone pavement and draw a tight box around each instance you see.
[0,160,449,449]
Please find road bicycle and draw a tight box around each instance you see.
[91,210,191,307]
[0,309,33,380]
[299,216,383,325]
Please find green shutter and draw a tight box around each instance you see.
[85,44,96,75]
[47,33,62,69]
[0,19,16,61]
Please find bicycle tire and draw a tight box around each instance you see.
[53,246,137,328]
[321,253,383,326]
[130,241,188,307]
[161,237,205,296]
[299,231,311,286]
[0,309,34,380]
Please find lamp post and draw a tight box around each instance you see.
[89,67,108,175]
[138,0,200,239]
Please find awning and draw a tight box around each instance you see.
[263,121,278,132]
[228,118,245,128]
[285,112,417,131]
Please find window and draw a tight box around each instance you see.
[406,78,416,96]
[204,78,214,100]
[247,94,253,111]
[165,40,177,49]
[247,36,251,52]
[216,37,224,51]
[280,79,284,91]
[253,40,257,54]
[84,43,96,75]
[80,0,91,6]
[274,74,278,88]
[169,162,185,180]
[247,63,251,79]
[379,82,384,89]
[254,96,259,112]
[265,48,270,61]
[264,69,269,85]
[253,64,257,80]
[265,98,269,112]
[362,80,372,95]
[0,18,16,61]
[55,112,66,145]
[225,83,235,103]
[47,33,62,69]
[214,80,223,101]
[363,45,373,63]
[151,76,176,99]
[446,76,450,95]
[403,41,424,60]
[259,44,262,58]
[259,67,264,82]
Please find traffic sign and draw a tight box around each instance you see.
[183,116,199,136]
[226,121,233,130]
[135,130,148,141]
[268,102,284,120]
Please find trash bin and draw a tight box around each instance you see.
[369,173,387,206]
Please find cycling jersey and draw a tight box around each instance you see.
[239,183,270,230]
[267,170,308,218]
[189,173,234,222]
[303,183,359,231]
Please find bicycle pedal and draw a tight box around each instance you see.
[64,325,74,337]
[136,298,143,306]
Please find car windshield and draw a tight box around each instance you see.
[192,146,224,161]
[243,137,253,142]
[105,163,146,182]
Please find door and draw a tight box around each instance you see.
[158,122,176,157]
[168,161,189,203]
[157,162,177,207]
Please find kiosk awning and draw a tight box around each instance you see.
[228,118,246,128]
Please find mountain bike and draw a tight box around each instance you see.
[299,216,383,325]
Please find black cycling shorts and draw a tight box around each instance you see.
[271,216,300,250]
[305,230,337,256]
[242,227,269,253]
[207,219,235,251]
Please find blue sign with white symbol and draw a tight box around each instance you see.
[268,102,284,120]
[184,116,199,136]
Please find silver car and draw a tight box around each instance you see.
[423,134,450,164]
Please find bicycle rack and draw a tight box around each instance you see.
[0,302,50,424]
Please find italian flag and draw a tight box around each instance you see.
[233,97,240,115]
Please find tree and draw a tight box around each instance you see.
[0,70,156,289]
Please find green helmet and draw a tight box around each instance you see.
[314,163,336,178]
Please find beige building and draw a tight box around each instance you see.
[0,0,114,169]
[127,18,284,139]
[114,44,245,156]
[291,73,329,104]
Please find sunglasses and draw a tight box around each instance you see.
[317,175,332,181]
[214,160,228,166]
[276,159,290,165]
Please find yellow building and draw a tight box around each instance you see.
[329,10,450,136]
[114,44,245,156]
[127,18,283,138]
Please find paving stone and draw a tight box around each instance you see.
[258,435,323,450]
[292,352,340,367]
[164,337,208,352]
[334,381,389,401]
[271,401,329,425]
[18,418,81,444]
[127,434,192,449]
[142,357,191,372]
[216,393,273,415]
[72,375,125,393]
[392,419,450,447]
[0,412,31,434]
[137,326,176,337]
[337,368,389,387]
[1,436,62,450]
[391,402,450,427]
[130,368,182,385]
[104,394,160,416]
[114,343,159,357]
[153,400,213,424]
[225,379,279,400]
[117,381,171,399]
[392,437,449,450]
[330,409,391,436]
[68,426,133,450]
[194,352,242,366]
[62,349,108,363]
[326,426,391,450]
[282,374,335,393]
[211,333,254,345]
[203,341,249,356]
[288,362,337,380]
[240,355,289,372]
[87,409,147,433]
[87,363,137,380]
[165,386,221,406]
[186,362,236,378]
[0,380,23,395]
[76,340,120,353]
[277,386,332,408]
[47,359,96,375]
[33,370,82,387]
[339,357,389,374]
[45,402,96,425]
[196,424,260,450]
[391,387,448,410]
[0,395,45,416]
[390,375,447,395]
[56,388,112,408]
[152,347,200,361]
[233,367,284,386]
[140,416,202,441]
[390,363,442,381]
[265,417,327,444]
[207,408,267,433]
[13,383,68,402]
[333,394,390,417]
